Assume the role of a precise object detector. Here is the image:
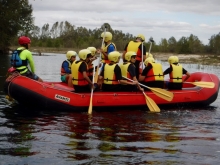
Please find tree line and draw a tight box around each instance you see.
[0,0,220,55]
[13,21,220,55]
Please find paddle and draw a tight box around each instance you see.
[184,81,215,88]
[94,27,107,83]
[142,91,160,112]
[88,85,94,114]
[123,76,174,101]
[141,42,144,71]
[148,37,154,55]
[88,26,107,114]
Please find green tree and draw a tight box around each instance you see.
[177,37,190,54]
[60,21,75,48]
[54,38,61,48]
[168,37,177,53]
[46,39,53,47]
[188,34,203,54]
[158,38,168,52]
[30,26,41,39]
[50,22,59,38]
[40,23,50,39]
[0,0,33,53]
[209,33,220,55]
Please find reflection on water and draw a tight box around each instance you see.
[1,107,220,164]
[0,53,220,164]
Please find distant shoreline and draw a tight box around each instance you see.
[9,46,220,66]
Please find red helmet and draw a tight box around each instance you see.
[18,36,31,45]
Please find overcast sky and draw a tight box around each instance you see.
[30,0,220,45]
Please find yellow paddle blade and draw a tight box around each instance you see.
[88,97,93,114]
[121,76,173,101]
[88,89,94,114]
[149,87,174,101]
[5,95,14,101]
[143,92,160,112]
[185,81,215,88]
[94,67,99,83]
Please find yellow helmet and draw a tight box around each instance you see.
[78,49,92,60]
[66,51,77,60]
[146,52,153,58]
[101,32,112,42]
[108,51,121,63]
[87,47,96,56]
[168,56,179,64]
[136,34,145,42]
[144,57,155,66]
[125,51,136,61]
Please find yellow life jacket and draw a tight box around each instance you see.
[101,42,116,63]
[14,47,29,74]
[127,41,142,61]
[103,64,120,85]
[144,63,164,82]
[169,64,183,83]
[71,61,88,85]
[120,62,132,81]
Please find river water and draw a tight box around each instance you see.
[0,53,220,164]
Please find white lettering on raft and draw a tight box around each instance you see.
[55,94,70,102]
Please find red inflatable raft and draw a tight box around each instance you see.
[5,72,219,111]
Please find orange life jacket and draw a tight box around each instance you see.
[144,63,164,82]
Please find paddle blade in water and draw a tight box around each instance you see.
[88,98,92,114]
[143,92,160,112]
[88,89,94,114]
